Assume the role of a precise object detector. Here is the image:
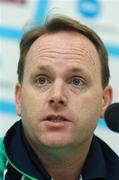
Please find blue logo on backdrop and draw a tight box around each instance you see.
[77,0,100,18]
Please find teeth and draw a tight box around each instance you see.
[57,117,64,121]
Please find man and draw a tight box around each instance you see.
[0,16,119,180]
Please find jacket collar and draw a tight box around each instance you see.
[3,120,51,180]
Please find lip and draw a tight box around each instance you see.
[41,114,72,127]
[43,114,71,122]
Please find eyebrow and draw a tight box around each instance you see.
[37,65,84,72]
[35,64,90,78]
[66,66,90,77]
[36,65,55,74]
[68,67,84,73]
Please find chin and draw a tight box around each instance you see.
[45,143,65,148]
[39,137,71,148]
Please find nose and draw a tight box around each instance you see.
[48,80,68,110]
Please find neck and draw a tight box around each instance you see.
[29,138,92,180]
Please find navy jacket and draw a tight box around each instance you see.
[0,120,119,180]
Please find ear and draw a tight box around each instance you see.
[100,85,113,118]
[15,83,22,116]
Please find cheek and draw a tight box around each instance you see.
[20,88,52,132]
[20,88,44,121]
[71,96,102,143]
[71,90,103,125]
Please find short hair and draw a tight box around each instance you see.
[17,16,110,88]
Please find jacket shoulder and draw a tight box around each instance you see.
[97,136,119,178]
[0,137,6,179]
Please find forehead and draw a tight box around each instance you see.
[29,30,98,54]
[25,30,101,74]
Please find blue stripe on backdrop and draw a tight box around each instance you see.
[0,101,16,115]
[98,118,107,128]
[106,45,119,57]
[33,0,49,25]
[0,27,23,41]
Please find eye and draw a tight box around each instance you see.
[35,76,50,86]
[70,77,83,87]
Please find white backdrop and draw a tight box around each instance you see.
[0,0,119,154]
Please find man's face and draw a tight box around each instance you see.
[16,31,112,148]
